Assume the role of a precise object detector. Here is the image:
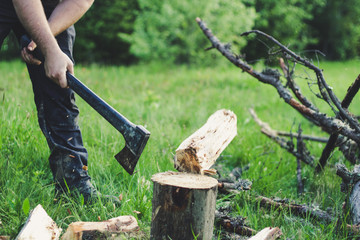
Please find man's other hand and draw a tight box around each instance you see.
[21,40,41,65]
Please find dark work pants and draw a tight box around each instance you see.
[0,1,90,189]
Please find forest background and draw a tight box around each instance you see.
[2,0,360,65]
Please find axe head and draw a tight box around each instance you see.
[115,125,150,175]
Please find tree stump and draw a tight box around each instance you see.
[150,171,218,240]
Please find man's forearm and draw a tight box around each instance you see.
[48,0,94,36]
[12,0,59,58]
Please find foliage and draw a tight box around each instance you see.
[73,0,139,64]
[243,0,325,62]
[309,0,360,60]
[119,0,256,64]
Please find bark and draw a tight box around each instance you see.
[175,109,237,175]
[150,171,218,240]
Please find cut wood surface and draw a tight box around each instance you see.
[61,215,139,240]
[151,171,218,240]
[15,204,62,240]
[248,227,282,240]
[175,109,237,174]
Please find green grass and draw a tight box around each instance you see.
[1,59,360,239]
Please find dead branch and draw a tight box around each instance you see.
[336,164,360,225]
[249,108,314,166]
[279,58,319,112]
[218,179,252,194]
[316,75,360,172]
[196,17,360,145]
[296,125,305,195]
[277,131,328,143]
[240,30,360,132]
[215,210,256,237]
[257,196,334,223]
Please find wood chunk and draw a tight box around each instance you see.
[150,171,218,240]
[61,216,139,240]
[175,109,237,174]
[15,204,62,240]
[248,227,282,240]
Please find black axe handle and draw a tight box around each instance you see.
[20,35,150,174]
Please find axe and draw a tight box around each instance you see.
[21,35,150,175]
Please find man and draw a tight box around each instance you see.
[0,0,119,204]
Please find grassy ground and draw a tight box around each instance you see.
[1,59,360,239]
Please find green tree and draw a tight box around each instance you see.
[310,0,360,60]
[120,0,256,64]
[74,0,139,64]
[244,0,325,62]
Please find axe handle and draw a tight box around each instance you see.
[66,72,136,135]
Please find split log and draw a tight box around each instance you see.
[174,109,237,174]
[248,227,282,240]
[15,204,62,240]
[150,171,218,240]
[61,215,139,240]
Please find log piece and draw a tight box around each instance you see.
[248,227,282,240]
[150,171,218,240]
[15,204,62,240]
[175,109,237,174]
[61,215,139,240]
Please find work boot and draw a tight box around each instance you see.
[50,150,120,206]
[70,178,121,206]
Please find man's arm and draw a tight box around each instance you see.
[12,0,94,88]
[48,0,94,37]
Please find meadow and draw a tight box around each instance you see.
[1,59,360,239]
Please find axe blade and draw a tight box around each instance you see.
[115,127,150,175]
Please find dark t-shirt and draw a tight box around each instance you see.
[0,0,59,21]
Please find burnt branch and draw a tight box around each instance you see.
[257,196,334,223]
[277,131,328,143]
[241,30,360,132]
[296,125,305,195]
[279,58,319,112]
[316,75,360,172]
[250,108,314,166]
